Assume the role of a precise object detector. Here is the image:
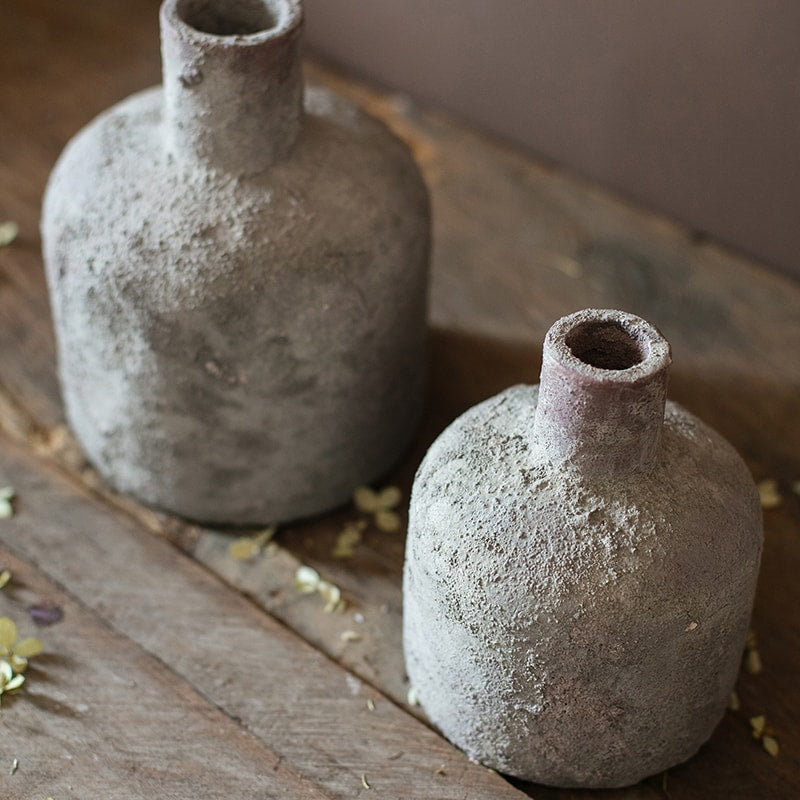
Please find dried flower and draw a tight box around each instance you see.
[757,479,782,510]
[0,487,15,520]
[0,570,10,589]
[0,221,19,247]
[333,520,366,559]
[0,617,43,673]
[749,714,779,757]
[354,485,403,532]
[29,603,64,627]
[228,526,277,561]
[293,567,343,613]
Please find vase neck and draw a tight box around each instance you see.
[160,0,304,175]
[532,309,672,480]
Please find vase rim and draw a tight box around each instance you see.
[544,308,672,385]
[162,0,302,47]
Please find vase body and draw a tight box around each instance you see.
[403,309,762,788]
[41,0,430,524]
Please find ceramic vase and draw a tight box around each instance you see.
[41,0,430,524]
[403,308,762,788]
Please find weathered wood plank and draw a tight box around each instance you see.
[0,549,336,800]
[0,430,526,800]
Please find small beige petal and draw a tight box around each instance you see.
[377,485,402,510]
[0,660,12,683]
[749,714,766,737]
[15,637,43,659]
[340,630,362,643]
[228,537,260,561]
[0,618,17,651]
[757,479,782,510]
[762,735,779,757]
[9,654,28,674]
[374,510,402,533]
[0,499,13,520]
[319,581,342,613]
[744,648,763,674]
[353,486,381,513]
[360,773,370,789]
[0,221,19,247]
[0,570,10,589]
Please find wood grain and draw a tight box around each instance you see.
[1,1,799,798]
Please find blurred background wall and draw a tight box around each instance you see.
[303,0,800,278]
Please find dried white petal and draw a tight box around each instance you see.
[340,630,361,643]
[377,485,402,510]
[293,566,321,593]
[374,510,402,533]
[0,221,18,247]
[407,686,419,706]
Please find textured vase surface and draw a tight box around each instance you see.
[42,0,430,524]
[403,308,762,788]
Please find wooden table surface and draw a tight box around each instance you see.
[1,1,799,798]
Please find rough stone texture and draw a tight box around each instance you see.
[41,0,430,524]
[403,310,763,788]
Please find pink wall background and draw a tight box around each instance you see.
[304,0,800,278]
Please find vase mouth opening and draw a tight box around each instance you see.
[547,309,671,383]
[172,0,297,40]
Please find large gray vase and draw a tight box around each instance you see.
[41,0,430,524]
[403,309,762,788]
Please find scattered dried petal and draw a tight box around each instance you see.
[360,773,370,789]
[10,757,18,775]
[762,734,779,757]
[228,537,261,561]
[29,603,63,626]
[374,510,402,533]
[0,221,19,247]
[353,486,381,514]
[228,526,277,561]
[0,488,14,519]
[0,618,18,652]
[744,648,763,675]
[340,630,362,643]
[749,714,766,737]
[14,637,43,659]
[319,580,342,613]
[333,521,366,558]
[377,485,402,510]
[407,686,419,706]
[366,698,375,711]
[685,621,698,632]
[757,479,782,510]
[729,691,740,711]
[294,566,321,593]
[435,764,446,775]
[0,570,10,589]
